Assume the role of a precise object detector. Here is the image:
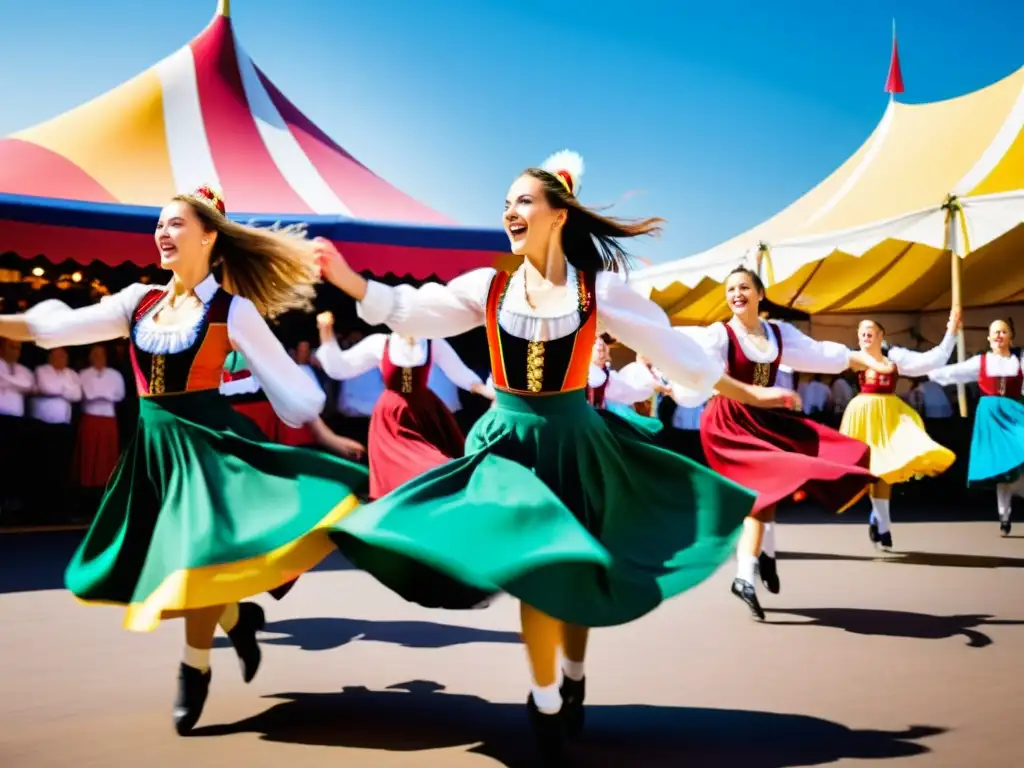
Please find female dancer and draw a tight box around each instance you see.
[587,338,667,434]
[673,266,881,619]
[315,311,492,499]
[928,319,1024,536]
[317,150,798,763]
[840,311,960,550]
[0,186,368,735]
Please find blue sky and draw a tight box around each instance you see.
[0,0,1020,263]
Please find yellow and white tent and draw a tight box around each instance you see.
[631,64,1024,329]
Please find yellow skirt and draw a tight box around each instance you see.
[840,394,955,484]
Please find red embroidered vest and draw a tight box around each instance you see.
[130,288,233,397]
[978,353,1023,397]
[857,362,898,394]
[484,270,597,395]
[724,322,783,386]
[381,337,432,395]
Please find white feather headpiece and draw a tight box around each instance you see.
[541,149,585,197]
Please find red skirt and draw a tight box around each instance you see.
[700,395,874,515]
[72,414,121,488]
[276,420,316,446]
[368,388,466,500]
[230,400,279,440]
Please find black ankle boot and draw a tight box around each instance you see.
[1000,519,1012,537]
[731,578,764,620]
[868,520,879,544]
[173,663,211,736]
[758,553,780,594]
[527,694,566,765]
[227,602,265,683]
[876,530,893,551]
[560,676,586,737]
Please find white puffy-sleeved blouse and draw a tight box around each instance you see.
[928,351,1023,385]
[669,319,852,407]
[880,334,958,378]
[355,264,725,401]
[316,333,482,392]
[24,274,325,428]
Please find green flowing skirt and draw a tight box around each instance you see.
[329,389,755,627]
[65,390,369,632]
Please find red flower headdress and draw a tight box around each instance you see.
[188,184,227,216]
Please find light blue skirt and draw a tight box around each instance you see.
[967,396,1024,485]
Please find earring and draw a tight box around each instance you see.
[202,239,209,245]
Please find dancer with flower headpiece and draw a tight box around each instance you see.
[927,318,1024,537]
[316,150,798,764]
[0,185,369,735]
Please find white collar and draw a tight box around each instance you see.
[164,273,219,305]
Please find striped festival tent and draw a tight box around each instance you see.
[0,0,507,280]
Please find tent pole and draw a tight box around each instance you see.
[946,201,968,418]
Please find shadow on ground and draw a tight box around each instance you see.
[213,616,519,652]
[192,679,944,767]
[763,606,1024,648]
[779,549,1024,570]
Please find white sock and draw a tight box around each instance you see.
[761,523,777,558]
[183,645,211,673]
[531,682,561,714]
[736,554,757,584]
[562,659,585,682]
[871,498,891,535]
[997,483,1013,520]
[218,603,239,633]
[869,510,878,525]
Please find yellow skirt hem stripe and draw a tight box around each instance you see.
[74,493,360,632]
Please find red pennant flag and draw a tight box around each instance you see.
[885,20,905,95]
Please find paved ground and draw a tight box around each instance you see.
[1,511,1022,767]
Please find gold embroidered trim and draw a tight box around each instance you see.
[400,367,413,394]
[999,377,1007,396]
[752,362,770,387]
[526,341,545,392]
[150,354,166,395]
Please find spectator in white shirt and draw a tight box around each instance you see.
[74,345,126,503]
[0,339,34,514]
[800,374,833,418]
[30,347,83,520]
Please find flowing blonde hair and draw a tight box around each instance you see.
[175,195,320,318]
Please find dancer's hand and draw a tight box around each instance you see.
[313,238,367,300]
[316,311,335,345]
[947,307,963,335]
[471,381,496,400]
[335,437,366,462]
